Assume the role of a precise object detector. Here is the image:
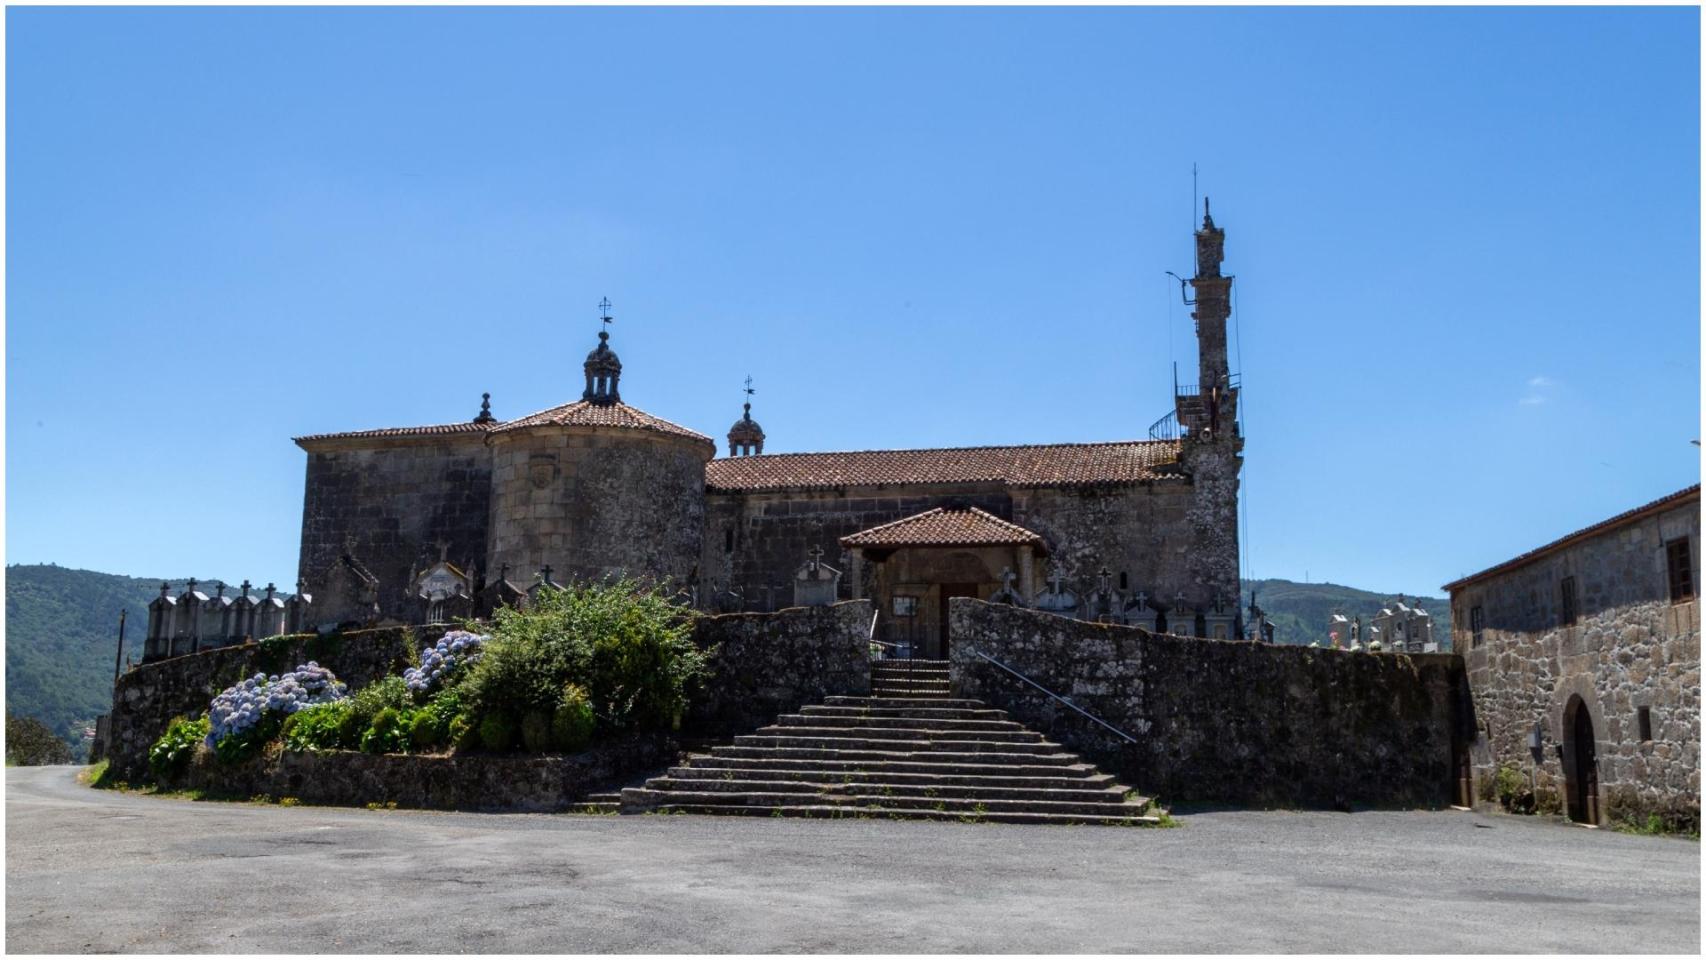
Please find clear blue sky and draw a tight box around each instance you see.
[7,6,1700,597]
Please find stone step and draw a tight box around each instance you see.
[757,722,1042,742]
[710,744,1084,767]
[679,755,1105,780]
[644,776,1136,805]
[628,802,1160,827]
[774,714,1025,733]
[622,787,1144,819]
[732,733,1061,755]
[823,696,988,709]
[870,667,951,678]
[663,764,1114,790]
[799,704,1010,722]
[869,688,954,700]
[872,658,951,668]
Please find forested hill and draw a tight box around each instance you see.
[5,564,222,754]
[1241,578,1452,649]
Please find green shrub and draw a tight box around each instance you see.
[448,714,476,751]
[1493,763,1536,814]
[149,716,210,781]
[410,711,442,749]
[479,712,517,753]
[282,701,355,752]
[457,578,705,744]
[214,713,283,766]
[360,707,414,755]
[352,676,412,727]
[6,714,75,766]
[552,685,596,753]
[520,710,552,753]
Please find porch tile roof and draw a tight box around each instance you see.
[840,507,1047,551]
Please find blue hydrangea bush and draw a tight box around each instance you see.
[404,630,487,694]
[206,662,349,751]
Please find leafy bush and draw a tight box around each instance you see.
[1493,763,1537,814]
[478,712,517,753]
[552,684,597,753]
[448,714,476,751]
[282,701,355,752]
[6,714,74,766]
[149,715,210,781]
[360,707,413,755]
[518,710,550,753]
[456,579,704,747]
[351,676,411,728]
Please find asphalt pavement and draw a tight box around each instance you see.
[5,765,1698,953]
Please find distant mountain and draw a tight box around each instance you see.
[4,564,224,756]
[1241,578,1452,650]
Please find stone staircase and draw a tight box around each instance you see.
[618,659,1157,825]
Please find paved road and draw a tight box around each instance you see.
[6,766,1698,953]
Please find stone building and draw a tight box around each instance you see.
[279,205,1245,656]
[1443,484,1700,828]
[1368,597,1436,653]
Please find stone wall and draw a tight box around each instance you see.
[1011,482,1210,614]
[1450,496,1700,828]
[702,481,1210,613]
[105,625,434,781]
[685,600,874,737]
[170,736,673,812]
[296,433,494,624]
[949,599,1469,808]
[487,426,711,590]
[703,485,1013,609]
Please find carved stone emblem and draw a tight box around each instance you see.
[527,454,557,490]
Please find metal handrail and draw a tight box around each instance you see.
[972,650,1137,744]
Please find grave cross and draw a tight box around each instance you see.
[1133,590,1150,611]
[808,544,825,570]
[1046,567,1067,595]
[1096,566,1113,594]
[539,564,555,586]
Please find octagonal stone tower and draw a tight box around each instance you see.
[485,322,714,590]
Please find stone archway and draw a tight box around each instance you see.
[1562,694,1600,825]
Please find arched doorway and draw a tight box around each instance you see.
[1563,695,1600,825]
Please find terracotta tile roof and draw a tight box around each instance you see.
[1442,484,1701,592]
[294,421,494,445]
[841,507,1047,550]
[487,400,713,445]
[705,440,1182,492]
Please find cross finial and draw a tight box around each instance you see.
[744,375,755,399]
[598,297,613,333]
[1047,566,1066,594]
[807,544,825,572]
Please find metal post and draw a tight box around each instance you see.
[113,609,127,684]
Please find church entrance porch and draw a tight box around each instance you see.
[840,506,1048,661]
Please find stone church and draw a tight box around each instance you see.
[293,205,1245,656]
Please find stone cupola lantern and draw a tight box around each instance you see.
[727,375,765,456]
[582,298,622,405]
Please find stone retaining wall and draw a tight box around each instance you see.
[171,736,673,812]
[106,626,437,781]
[950,599,1470,808]
[685,600,874,737]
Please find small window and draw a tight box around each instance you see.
[1470,605,1484,649]
[1666,538,1693,604]
[1637,706,1653,742]
[1560,576,1577,626]
[1119,571,1129,591]
[724,528,735,554]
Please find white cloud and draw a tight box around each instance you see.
[1520,374,1558,406]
